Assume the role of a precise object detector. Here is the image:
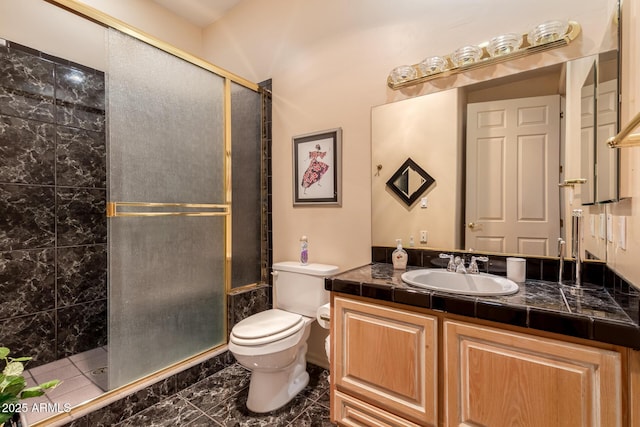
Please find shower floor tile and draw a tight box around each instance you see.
[23,348,108,426]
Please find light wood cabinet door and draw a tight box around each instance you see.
[334,296,437,426]
[443,320,622,427]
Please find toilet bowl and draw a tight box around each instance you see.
[228,261,338,413]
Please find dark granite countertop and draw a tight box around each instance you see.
[325,263,640,349]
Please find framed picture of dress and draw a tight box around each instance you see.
[292,128,342,206]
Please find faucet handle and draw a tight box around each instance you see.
[469,256,489,274]
[439,253,456,272]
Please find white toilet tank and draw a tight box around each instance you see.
[272,261,339,317]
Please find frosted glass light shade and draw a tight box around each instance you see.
[451,45,482,67]
[527,20,569,46]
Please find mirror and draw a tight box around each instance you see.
[595,49,620,203]
[580,60,596,205]
[372,2,619,261]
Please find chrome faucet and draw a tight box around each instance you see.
[469,256,489,274]
[454,256,467,274]
[440,253,488,274]
[439,253,456,272]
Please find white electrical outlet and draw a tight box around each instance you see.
[419,230,428,243]
[590,215,595,237]
[607,214,613,243]
[619,216,626,250]
[599,214,606,240]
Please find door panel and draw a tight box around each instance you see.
[466,95,560,255]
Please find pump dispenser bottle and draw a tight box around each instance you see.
[392,239,408,270]
[300,236,308,265]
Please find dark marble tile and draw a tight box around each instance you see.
[528,308,592,339]
[0,47,55,122]
[114,395,205,427]
[54,64,105,133]
[328,279,361,296]
[393,287,431,308]
[180,364,251,413]
[371,246,388,264]
[0,184,55,251]
[86,377,178,427]
[405,248,422,267]
[0,115,55,184]
[175,351,236,391]
[542,258,561,282]
[56,188,107,246]
[205,385,312,427]
[593,319,640,349]
[560,284,630,322]
[55,64,105,111]
[476,300,527,327]
[582,262,606,286]
[361,282,392,300]
[56,299,107,358]
[0,248,55,318]
[525,257,543,280]
[0,311,56,367]
[287,402,336,427]
[431,293,476,316]
[56,244,107,307]
[315,390,330,410]
[56,126,106,188]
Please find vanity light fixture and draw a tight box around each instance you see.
[607,111,640,148]
[387,20,581,90]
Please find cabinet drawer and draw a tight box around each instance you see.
[334,296,437,425]
[334,391,422,427]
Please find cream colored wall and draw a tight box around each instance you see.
[0,0,204,70]
[371,89,463,249]
[76,0,204,57]
[202,0,617,271]
[608,0,640,287]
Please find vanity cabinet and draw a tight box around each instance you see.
[331,294,629,427]
[333,296,438,426]
[443,320,622,427]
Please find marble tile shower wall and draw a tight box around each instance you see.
[0,40,107,367]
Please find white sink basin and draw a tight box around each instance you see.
[401,269,519,296]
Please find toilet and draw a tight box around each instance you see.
[228,261,338,413]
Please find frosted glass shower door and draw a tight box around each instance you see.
[107,30,227,389]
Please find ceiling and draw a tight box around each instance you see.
[151,0,241,28]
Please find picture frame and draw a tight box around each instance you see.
[292,128,342,206]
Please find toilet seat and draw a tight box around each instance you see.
[230,309,305,346]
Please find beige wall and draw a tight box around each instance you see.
[0,0,203,70]
[202,0,618,272]
[608,0,640,286]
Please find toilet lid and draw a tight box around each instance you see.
[232,309,304,340]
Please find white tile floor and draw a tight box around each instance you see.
[22,347,108,425]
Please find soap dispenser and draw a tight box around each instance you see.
[392,239,408,270]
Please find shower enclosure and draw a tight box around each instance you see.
[1,2,266,415]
